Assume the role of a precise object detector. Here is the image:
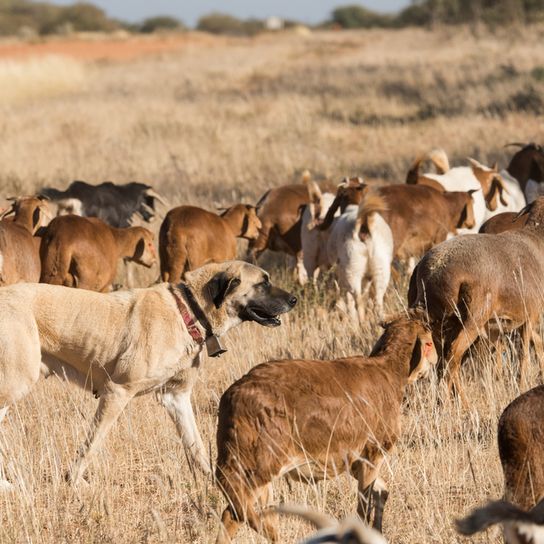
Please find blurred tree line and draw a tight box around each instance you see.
[0,0,185,36]
[332,0,544,29]
[0,0,542,38]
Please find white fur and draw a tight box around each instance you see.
[425,165,525,232]
[327,205,393,321]
[301,192,337,281]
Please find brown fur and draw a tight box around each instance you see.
[499,386,544,510]
[479,211,529,234]
[247,184,309,261]
[159,204,261,282]
[215,310,437,543]
[40,215,156,292]
[408,197,544,406]
[0,196,50,286]
[468,159,509,212]
[322,180,476,261]
[506,143,544,192]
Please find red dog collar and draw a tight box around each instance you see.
[168,285,204,345]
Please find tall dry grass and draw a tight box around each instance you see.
[0,26,544,543]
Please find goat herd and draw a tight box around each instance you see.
[1,143,544,543]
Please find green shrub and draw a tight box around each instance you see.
[197,12,264,36]
[331,4,392,28]
[140,15,184,33]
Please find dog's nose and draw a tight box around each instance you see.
[288,295,297,307]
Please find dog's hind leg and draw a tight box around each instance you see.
[160,385,211,475]
[67,382,135,485]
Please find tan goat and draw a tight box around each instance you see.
[408,197,544,406]
[159,204,261,282]
[215,310,437,543]
[0,196,50,286]
[456,385,544,543]
[40,215,156,292]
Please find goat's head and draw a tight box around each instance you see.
[457,189,479,230]
[377,308,437,382]
[506,142,544,185]
[515,196,544,228]
[456,499,544,544]
[220,204,262,240]
[129,227,157,268]
[468,158,509,211]
[1,195,52,233]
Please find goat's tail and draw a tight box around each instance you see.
[354,189,388,240]
[158,216,188,282]
[406,148,450,183]
[39,235,73,285]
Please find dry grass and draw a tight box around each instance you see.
[1,26,544,543]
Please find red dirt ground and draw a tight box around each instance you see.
[0,33,224,62]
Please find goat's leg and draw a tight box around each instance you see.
[446,323,480,409]
[67,382,135,485]
[518,323,532,388]
[351,455,386,529]
[529,322,544,381]
[370,476,389,532]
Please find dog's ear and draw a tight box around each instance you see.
[207,272,241,308]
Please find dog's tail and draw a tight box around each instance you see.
[407,148,450,184]
[354,189,388,240]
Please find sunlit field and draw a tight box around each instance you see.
[1,26,544,542]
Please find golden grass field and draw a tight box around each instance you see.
[1,25,544,543]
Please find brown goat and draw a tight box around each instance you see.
[0,196,50,286]
[479,211,529,234]
[456,386,544,543]
[321,180,476,263]
[215,310,437,543]
[408,198,544,406]
[506,142,544,195]
[40,215,156,292]
[159,204,261,282]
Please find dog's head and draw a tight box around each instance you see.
[185,261,297,330]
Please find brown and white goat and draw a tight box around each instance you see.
[321,179,477,267]
[408,198,544,407]
[215,310,437,543]
[159,204,261,282]
[0,196,50,286]
[456,385,544,542]
[40,215,156,292]
[277,505,387,544]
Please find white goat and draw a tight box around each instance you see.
[423,158,515,232]
[327,189,393,321]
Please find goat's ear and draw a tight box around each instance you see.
[207,272,241,309]
[408,337,424,375]
[133,237,145,259]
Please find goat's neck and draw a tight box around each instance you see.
[111,227,139,259]
[369,330,416,382]
[222,208,245,237]
[13,207,36,233]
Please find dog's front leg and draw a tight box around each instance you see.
[68,382,135,485]
[160,383,211,475]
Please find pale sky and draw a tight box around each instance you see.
[50,1,411,26]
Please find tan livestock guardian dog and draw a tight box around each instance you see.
[0,260,296,488]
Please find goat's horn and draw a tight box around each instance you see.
[274,504,337,529]
[146,189,169,207]
[504,142,527,148]
[0,205,15,220]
